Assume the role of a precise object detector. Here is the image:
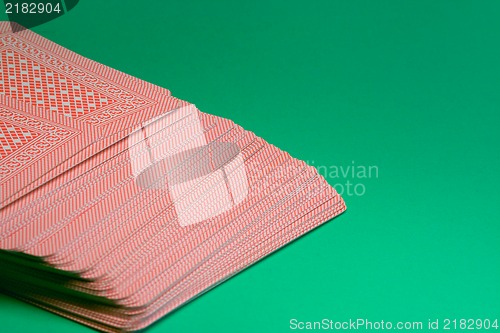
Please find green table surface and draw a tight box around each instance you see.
[1,1,499,332]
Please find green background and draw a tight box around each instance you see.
[1,0,499,332]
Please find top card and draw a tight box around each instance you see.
[0,22,177,207]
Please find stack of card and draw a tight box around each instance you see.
[0,22,346,332]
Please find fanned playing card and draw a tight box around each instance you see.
[0,22,346,332]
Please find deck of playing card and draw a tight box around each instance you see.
[0,22,346,332]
